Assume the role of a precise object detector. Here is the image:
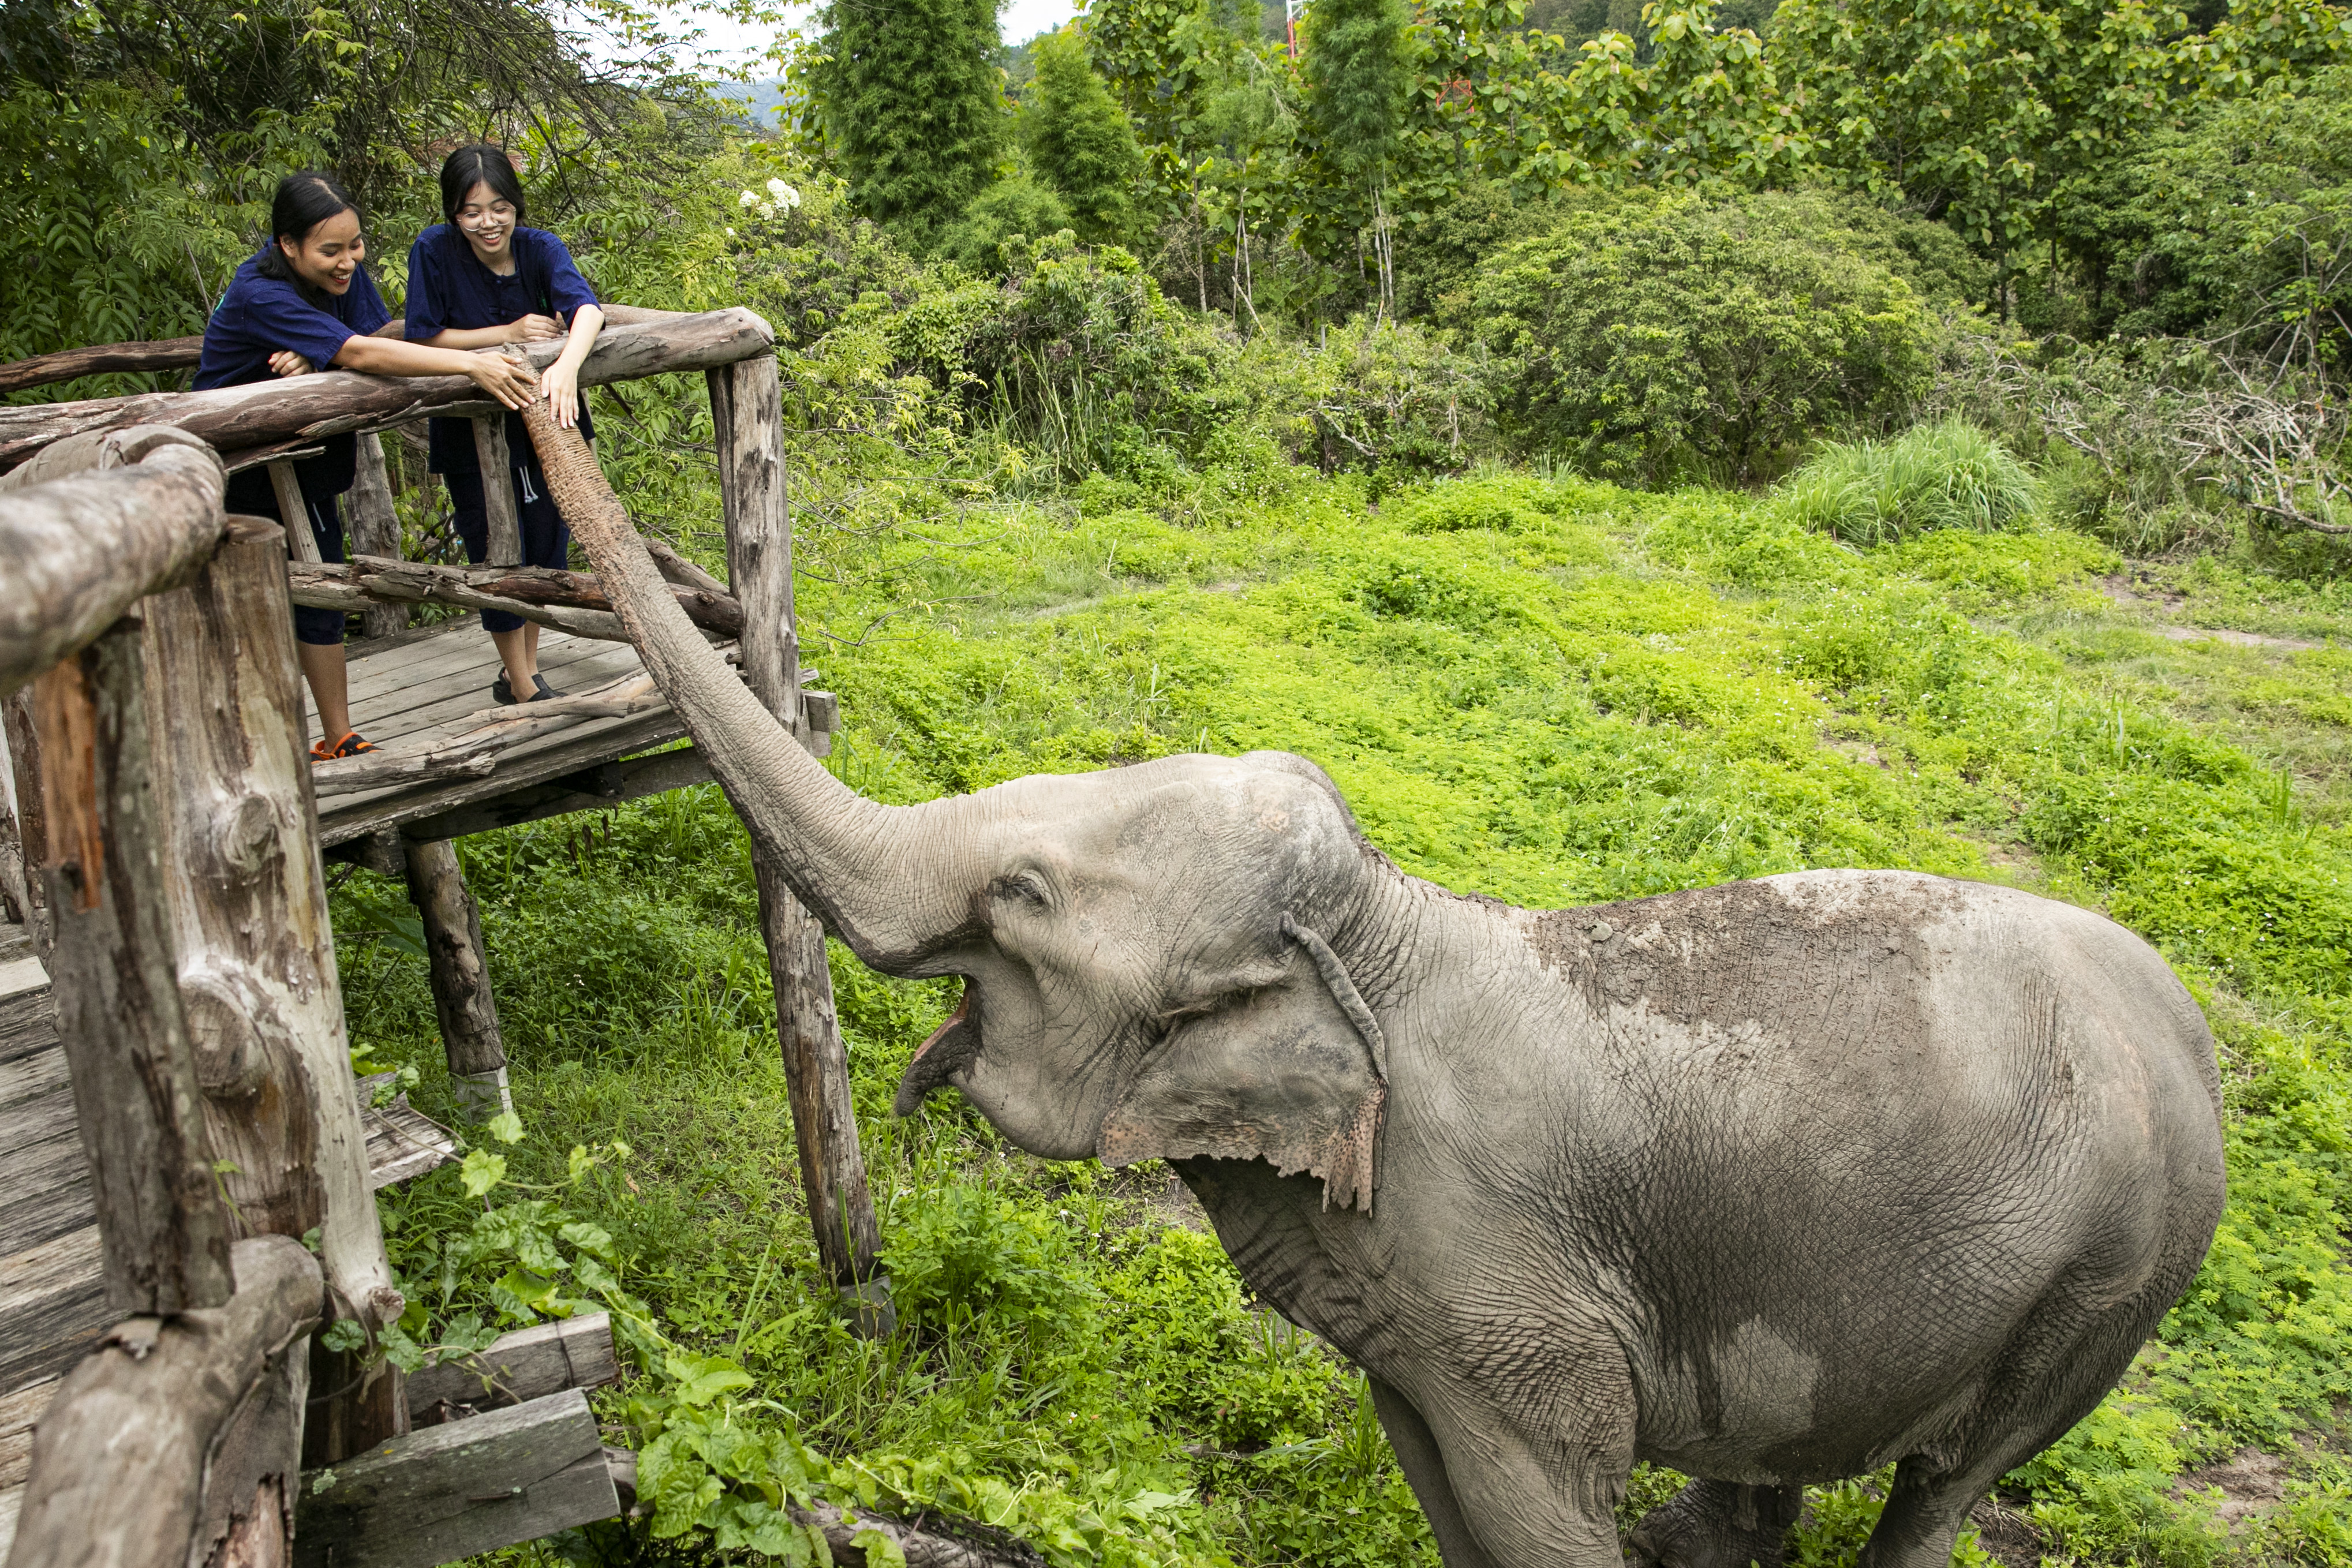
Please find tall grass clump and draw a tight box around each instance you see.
[1783,420,2041,545]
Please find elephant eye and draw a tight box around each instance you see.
[991,871,1052,910]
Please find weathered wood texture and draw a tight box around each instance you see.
[33,625,235,1315]
[0,311,773,475]
[293,1387,618,1568]
[797,1500,1044,1568]
[357,1072,458,1189]
[311,623,691,845]
[401,837,509,1123]
[0,307,691,398]
[288,557,745,640]
[347,432,410,640]
[406,1311,618,1425]
[1,700,46,958]
[0,338,205,397]
[395,745,712,842]
[470,417,524,567]
[0,437,226,697]
[708,357,891,1331]
[266,461,323,565]
[140,532,405,1352]
[6,1234,321,1568]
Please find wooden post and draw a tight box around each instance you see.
[1,691,44,953]
[709,354,892,1336]
[266,461,322,566]
[347,432,410,640]
[138,525,407,1468]
[8,1234,324,1568]
[470,418,522,567]
[31,621,234,1315]
[401,837,511,1124]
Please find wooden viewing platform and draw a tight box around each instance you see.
[0,307,899,1568]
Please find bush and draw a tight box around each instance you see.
[1446,190,1942,484]
[936,174,1077,276]
[1781,420,2041,545]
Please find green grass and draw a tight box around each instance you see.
[1781,420,2043,547]
[334,459,2352,1568]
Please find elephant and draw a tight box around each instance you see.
[532,409,2228,1568]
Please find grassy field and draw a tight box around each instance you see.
[334,462,2352,1567]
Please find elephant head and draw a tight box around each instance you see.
[530,406,1393,1208]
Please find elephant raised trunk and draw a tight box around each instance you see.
[521,396,954,964]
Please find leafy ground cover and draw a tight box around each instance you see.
[334,462,2352,1567]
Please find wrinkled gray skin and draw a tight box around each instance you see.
[586,524,2229,1568]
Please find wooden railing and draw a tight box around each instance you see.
[0,310,898,1566]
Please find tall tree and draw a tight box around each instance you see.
[1303,0,1412,314]
[813,0,1006,243]
[1023,28,1147,246]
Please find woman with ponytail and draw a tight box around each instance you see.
[196,171,538,759]
[404,144,605,705]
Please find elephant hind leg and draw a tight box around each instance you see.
[1628,1479,1805,1568]
[1860,1261,2192,1568]
[1368,1376,1505,1568]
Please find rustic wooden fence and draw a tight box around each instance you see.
[0,311,904,1566]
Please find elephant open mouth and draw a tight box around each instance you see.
[892,987,982,1116]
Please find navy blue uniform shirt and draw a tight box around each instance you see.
[404,224,598,473]
[195,250,391,500]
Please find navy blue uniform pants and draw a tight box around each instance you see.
[446,458,571,634]
[225,467,347,646]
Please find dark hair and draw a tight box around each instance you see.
[255,171,359,287]
[440,144,528,228]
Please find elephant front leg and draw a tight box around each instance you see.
[1376,1340,1637,1568]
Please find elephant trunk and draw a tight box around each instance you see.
[521,395,951,964]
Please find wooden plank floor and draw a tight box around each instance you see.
[316,619,711,847]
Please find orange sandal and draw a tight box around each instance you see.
[309,731,379,762]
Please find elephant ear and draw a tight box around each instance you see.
[1098,915,1386,1213]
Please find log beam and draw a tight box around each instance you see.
[6,1234,324,1568]
[33,622,235,1315]
[139,529,407,1436]
[405,1311,619,1425]
[401,838,510,1124]
[0,336,205,397]
[0,310,775,474]
[0,437,228,697]
[470,417,523,567]
[287,557,745,640]
[293,1387,619,1568]
[347,432,410,639]
[709,355,893,1336]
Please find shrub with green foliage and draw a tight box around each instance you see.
[1781,420,2041,545]
[809,0,1007,244]
[1448,190,1943,483]
[1023,28,1149,249]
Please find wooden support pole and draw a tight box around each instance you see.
[139,528,406,1394]
[2,690,47,956]
[287,556,745,640]
[401,837,510,1124]
[347,432,410,639]
[266,461,323,566]
[470,418,523,567]
[711,354,892,1336]
[32,622,235,1315]
[7,1234,324,1568]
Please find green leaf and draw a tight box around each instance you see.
[484,1110,525,1146]
[854,1523,909,1568]
[459,1149,507,1197]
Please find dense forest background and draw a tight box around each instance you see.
[6,0,2351,1562]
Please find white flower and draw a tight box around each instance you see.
[766,178,801,209]
[738,189,761,208]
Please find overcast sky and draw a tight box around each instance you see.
[578,0,1085,77]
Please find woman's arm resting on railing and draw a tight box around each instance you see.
[332,335,537,409]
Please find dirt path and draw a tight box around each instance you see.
[2099,574,2324,651]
